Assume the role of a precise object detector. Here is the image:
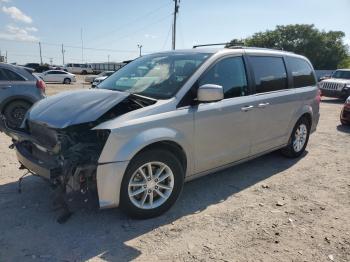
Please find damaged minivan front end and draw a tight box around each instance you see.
[0,89,155,214]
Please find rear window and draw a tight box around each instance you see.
[249,56,287,93]
[288,57,316,88]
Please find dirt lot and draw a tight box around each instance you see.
[0,82,349,261]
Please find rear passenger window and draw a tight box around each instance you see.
[250,56,287,93]
[288,57,316,88]
[1,69,25,81]
[199,56,248,99]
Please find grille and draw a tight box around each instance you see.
[321,82,345,91]
[28,121,58,148]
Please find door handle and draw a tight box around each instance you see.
[257,102,270,108]
[241,105,254,112]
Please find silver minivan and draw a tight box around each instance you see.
[1,47,320,219]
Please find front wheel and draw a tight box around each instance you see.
[120,149,184,219]
[281,117,310,158]
[63,78,71,84]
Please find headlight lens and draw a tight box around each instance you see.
[346,97,350,104]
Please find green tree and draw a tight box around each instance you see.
[226,24,349,69]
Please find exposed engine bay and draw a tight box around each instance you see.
[0,92,156,222]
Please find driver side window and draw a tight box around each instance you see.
[199,56,248,99]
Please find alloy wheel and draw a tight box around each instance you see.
[128,161,174,210]
[293,123,308,152]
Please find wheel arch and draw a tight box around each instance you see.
[131,140,187,175]
[0,96,35,113]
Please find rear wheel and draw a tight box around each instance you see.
[281,117,310,158]
[3,100,31,129]
[120,149,184,219]
[340,118,349,125]
[63,78,71,84]
[81,70,87,75]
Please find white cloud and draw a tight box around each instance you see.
[25,26,38,32]
[0,0,12,3]
[2,6,32,23]
[0,24,38,42]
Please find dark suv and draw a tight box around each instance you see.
[0,63,46,128]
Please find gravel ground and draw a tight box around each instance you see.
[0,82,349,261]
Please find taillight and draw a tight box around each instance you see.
[36,79,46,93]
[316,89,321,103]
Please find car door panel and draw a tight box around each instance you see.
[194,96,254,173]
[192,55,254,173]
[251,89,299,154]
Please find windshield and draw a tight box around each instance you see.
[98,52,212,99]
[332,70,350,79]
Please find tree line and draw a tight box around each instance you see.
[226,24,350,70]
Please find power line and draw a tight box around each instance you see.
[86,2,170,44]
[162,21,173,50]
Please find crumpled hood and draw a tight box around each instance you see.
[27,89,129,128]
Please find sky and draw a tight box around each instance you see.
[0,0,349,65]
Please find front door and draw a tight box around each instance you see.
[194,56,254,173]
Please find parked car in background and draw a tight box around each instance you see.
[64,63,93,75]
[91,75,110,88]
[85,71,114,83]
[340,96,350,125]
[37,70,76,84]
[0,48,320,218]
[23,63,50,73]
[0,63,45,128]
[319,69,350,100]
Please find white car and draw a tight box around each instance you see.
[64,63,93,75]
[91,76,108,88]
[85,71,114,83]
[39,70,76,84]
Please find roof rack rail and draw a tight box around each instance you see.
[193,43,229,48]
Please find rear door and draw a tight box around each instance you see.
[247,55,299,154]
[194,55,255,173]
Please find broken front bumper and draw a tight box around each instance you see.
[1,115,128,209]
[15,142,61,180]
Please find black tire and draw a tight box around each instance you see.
[281,117,310,158]
[3,100,31,129]
[340,118,349,125]
[81,70,87,75]
[120,149,184,219]
[63,78,71,84]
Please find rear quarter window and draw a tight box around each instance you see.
[287,57,316,88]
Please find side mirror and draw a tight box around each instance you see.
[197,84,224,102]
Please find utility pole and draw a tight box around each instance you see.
[137,44,143,57]
[5,51,7,63]
[172,0,180,50]
[61,44,65,65]
[107,54,110,70]
[39,42,43,65]
[49,58,53,66]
